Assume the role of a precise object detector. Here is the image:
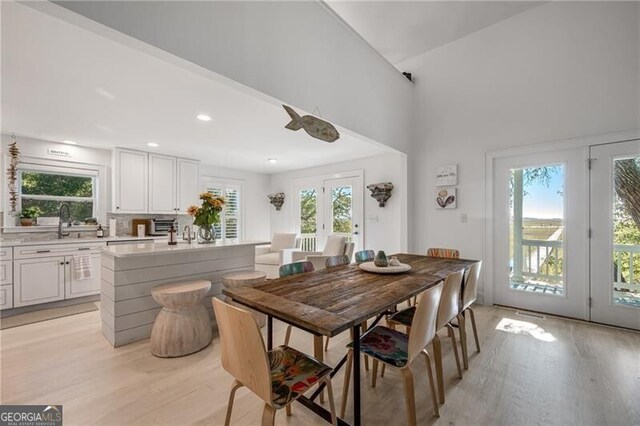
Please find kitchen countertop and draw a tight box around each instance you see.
[0,235,160,247]
[101,240,269,258]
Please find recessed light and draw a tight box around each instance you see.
[147,142,159,148]
[196,114,212,122]
[62,140,77,145]
[267,158,278,164]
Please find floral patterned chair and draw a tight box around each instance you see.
[279,261,315,347]
[213,298,337,426]
[340,282,444,424]
[426,247,460,258]
[354,250,375,264]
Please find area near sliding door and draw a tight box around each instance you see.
[590,140,640,330]
[292,171,363,253]
[492,148,589,320]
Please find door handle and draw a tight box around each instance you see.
[353,231,359,235]
[36,250,51,253]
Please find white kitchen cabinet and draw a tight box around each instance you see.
[0,247,12,260]
[0,260,12,286]
[0,285,13,310]
[149,154,177,214]
[66,253,101,299]
[14,256,66,307]
[177,159,200,214]
[114,148,148,213]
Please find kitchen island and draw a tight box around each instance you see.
[100,240,267,347]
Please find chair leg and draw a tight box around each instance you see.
[225,380,244,426]
[458,312,469,370]
[325,336,330,351]
[313,335,325,403]
[371,358,379,388]
[433,334,445,404]
[284,325,292,346]
[422,350,440,418]
[447,324,463,379]
[401,368,417,426]
[361,321,369,372]
[381,362,386,378]
[340,350,353,419]
[469,308,481,353]
[323,376,338,426]
[261,404,276,426]
[285,404,292,417]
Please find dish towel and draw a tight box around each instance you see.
[73,254,93,281]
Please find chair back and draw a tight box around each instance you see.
[426,248,460,258]
[325,254,350,269]
[436,270,464,330]
[344,242,355,262]
[322,235,347,256]
[462,261,482,311]
[407,282,443,363]
[212,298,272,404]
[270,233,298,252]
[354,250,375,264]
[279,261,314,277]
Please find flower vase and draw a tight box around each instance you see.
[197,225,216,244]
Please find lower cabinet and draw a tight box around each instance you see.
[14,256,66,307]
[14,253,102,307]
[0,285,13,310]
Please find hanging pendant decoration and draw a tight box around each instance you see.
[282,105,340,143]
[7,134,20,213]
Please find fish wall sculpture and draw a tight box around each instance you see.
[282,105,340,143]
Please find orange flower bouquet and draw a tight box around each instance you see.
[187,192,225,243]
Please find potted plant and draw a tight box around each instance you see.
[186,192,225,243]
[19,206,42,226]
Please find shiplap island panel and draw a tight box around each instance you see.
[100,240,267,347]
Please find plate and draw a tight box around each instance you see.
[359,261,412,274]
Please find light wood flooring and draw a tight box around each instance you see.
[1,304,639,425]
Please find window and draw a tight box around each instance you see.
[18,166,97,222]
[206,182,242,241]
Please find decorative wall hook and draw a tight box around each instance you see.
[268,192,285,211]
[367,182,394,207]
[7,134,20,213]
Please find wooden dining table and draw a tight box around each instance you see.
[223,253,478,426]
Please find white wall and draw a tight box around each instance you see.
[199,163,271,242]
[400,2,640,297]
[47,1,414,155]
[269,152,408,254]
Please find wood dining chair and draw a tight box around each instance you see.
[279,261,315,346]
[340,282,443,425]
[426,248,460,258]
[213,298,337,426]
[386,269,465,404]
[458,261,482,370]
[354,249,375,264]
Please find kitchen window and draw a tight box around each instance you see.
[18,165,98,222]
[206,182,242,241]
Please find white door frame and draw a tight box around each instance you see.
[484,130,640,307]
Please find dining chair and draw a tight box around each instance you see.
[386,270,465,404]
[279,261,315,346]
[340,282,443,425]
[458,261,482,370]
[213,298,337,426]
[324,254,350,268]
[354,249,375,264]
[426,248,460,258]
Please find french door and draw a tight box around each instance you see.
[590,140,640,330]
[492,148,589,319]
[294,174,363,253]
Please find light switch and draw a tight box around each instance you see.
[460,213,468,223]
[368,215,379,223]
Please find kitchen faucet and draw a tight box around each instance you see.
[58,203,71,239]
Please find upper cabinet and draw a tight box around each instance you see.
[113,148,199,214]
[114,149,148,213]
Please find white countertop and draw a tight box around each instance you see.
[101,240,269,258]
[0,235,159,247]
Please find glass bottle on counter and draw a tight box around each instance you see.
[96,224,104,238]
[168,224,178,246]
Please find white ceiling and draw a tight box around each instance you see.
[1,2,392,174]
[327,1,544,65]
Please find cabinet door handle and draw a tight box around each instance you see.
[78,248,91,251]
[36,250,51,253]
[65,261,70,265]
[60,262,64,265]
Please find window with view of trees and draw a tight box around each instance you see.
[19,169,96,221]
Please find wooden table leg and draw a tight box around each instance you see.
[314,335,325,403]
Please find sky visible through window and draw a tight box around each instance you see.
[522,167,564,219]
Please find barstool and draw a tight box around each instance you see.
[150,280,212,357]
[221,270,267,328]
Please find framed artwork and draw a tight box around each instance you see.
[435,188,457,209]
[435,165,458,186]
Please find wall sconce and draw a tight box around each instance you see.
[268,192,285,211]
[367,182,394,207]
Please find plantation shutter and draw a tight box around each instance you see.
[205,183,242,241]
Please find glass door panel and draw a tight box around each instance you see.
[299,188,318,251]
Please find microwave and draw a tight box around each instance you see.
[147,218,177,236]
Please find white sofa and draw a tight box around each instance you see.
[255,233,299,278]
[291,235,355,271]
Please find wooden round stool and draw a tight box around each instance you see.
[150,280,212,357]
[221,270,267,328]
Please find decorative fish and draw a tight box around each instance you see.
[282,105,340,143]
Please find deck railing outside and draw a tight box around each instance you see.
[299,233,352,252]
